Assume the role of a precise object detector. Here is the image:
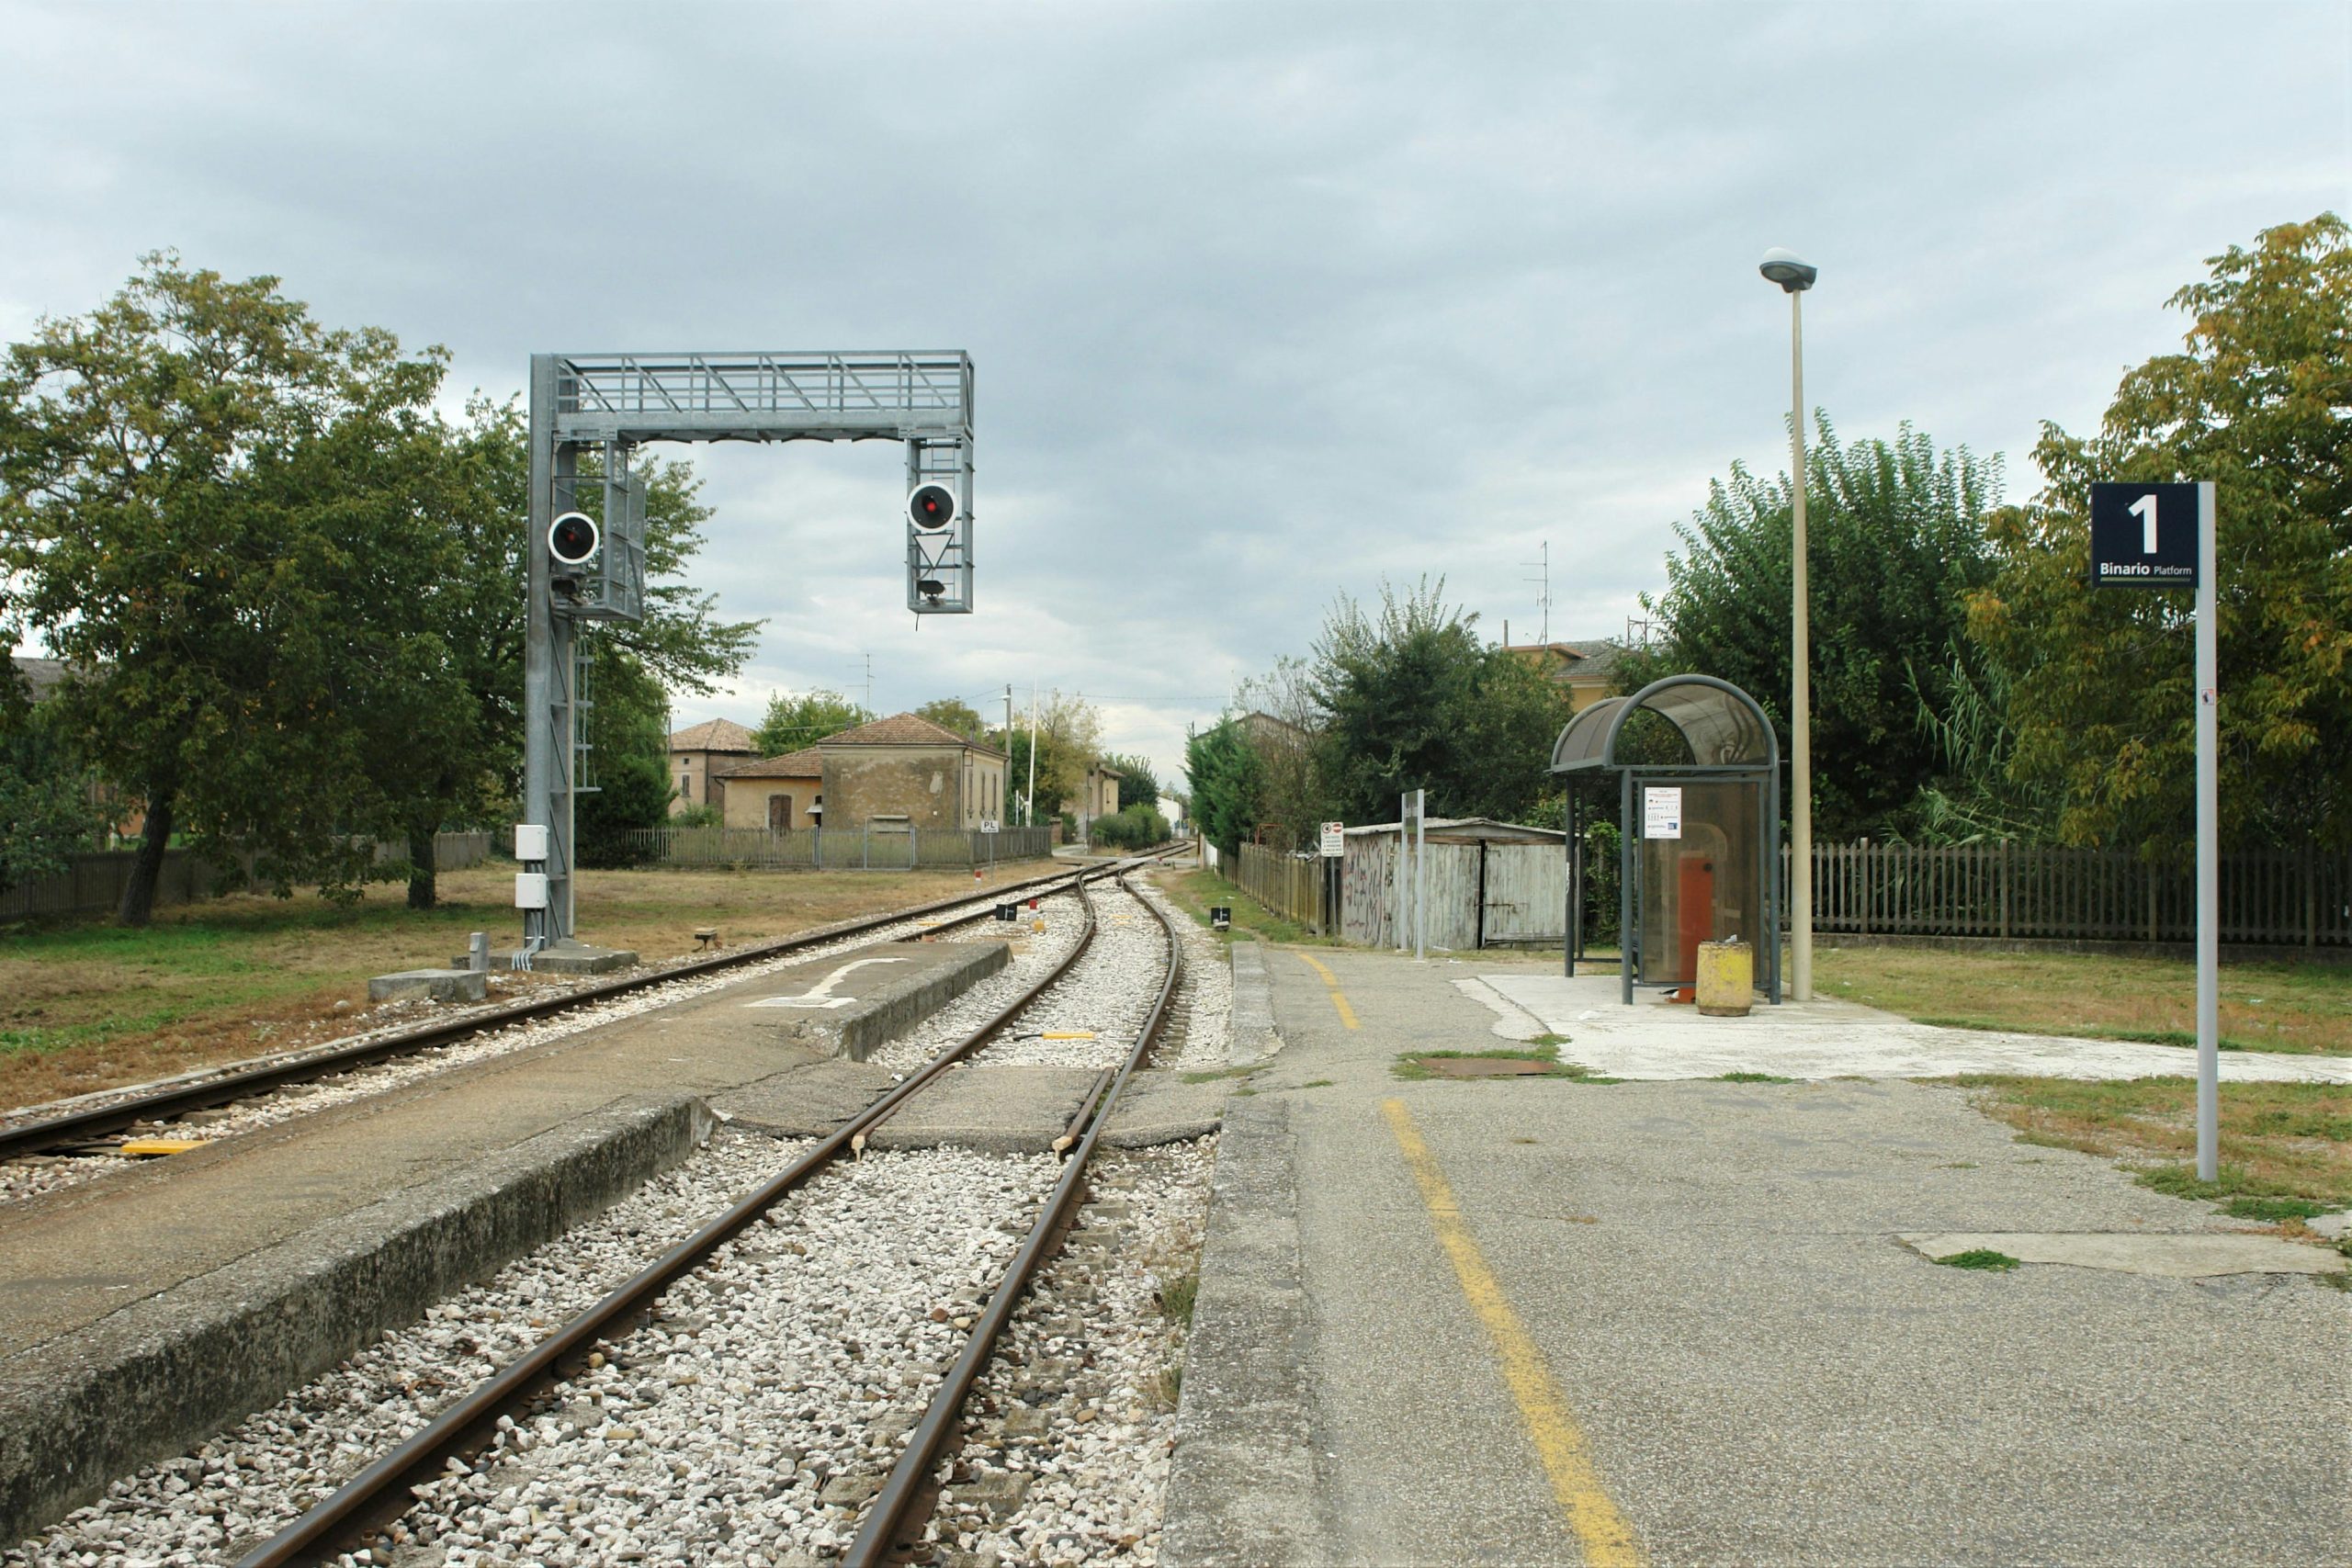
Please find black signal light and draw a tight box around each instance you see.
[548,511,600,565]
[907,482,957,530]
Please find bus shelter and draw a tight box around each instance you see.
[1550,674,1781,1004]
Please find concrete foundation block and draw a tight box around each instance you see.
[527,945,639,976]
[368,967,490,1004]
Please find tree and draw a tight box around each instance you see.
[388,409,758,907]
[1184,716,1263,860]
[1969,213,2352,853]
[1002,691,1102,821]
[1102,752,1161,812]
[1308,579,1565,827]
[574,637,675,868]
[1623,419,2005,840]
[0,672,107,895]
[755,689,870,757]
[0,254,456,922]
[916,697,989,744]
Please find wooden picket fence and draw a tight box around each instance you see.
[1233,842,1331,932]
[1804,840,2352,950]
[615,824,1054,871]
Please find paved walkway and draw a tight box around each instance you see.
[1470,970,2352,1083]
[1165,946,2351,1568]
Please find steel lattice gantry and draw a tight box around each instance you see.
[522,351,976,953]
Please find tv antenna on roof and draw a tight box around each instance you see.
[1521,541,1551,647]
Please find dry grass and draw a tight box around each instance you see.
[1960,1076,2351,1208]
[1819,944,2352,1055]
[0,863,1005,1111]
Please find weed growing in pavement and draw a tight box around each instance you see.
[1717,1071,1795,1084]
[1153,1362,1185,1410]
[1177,1065,1262,1085]
[1155,1269,1198,1327]
[1297,1078,1335,1089]
[1937,1248,2021,1271]
[2222,1195,2333,1222]
[1935,1161,1980,1169]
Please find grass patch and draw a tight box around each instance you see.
[1820,944,2351,1055]
[1152,1362,1184,1411]
[0,863,1000,1111]
[1958,1075,2351,1209]
[1390,1043,1621,1084]
[1936,1248,2021,1271]
[1156,867,1338,947]
[1716,1070,1795,1084]
[1298,1078,1335,1089]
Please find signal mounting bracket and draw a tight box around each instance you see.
[522,350,976,949]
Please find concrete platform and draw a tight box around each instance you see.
[368,967,489,1004]
[0,937,1012,1542]
[732,940,1007,1061]
[1164,946,2352,1568]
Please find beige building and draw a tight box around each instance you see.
[1501,637,1627,714]
[1080,763,1122,821]
[715,747,822,830]
[666,718,759,817]
[819,714,1009,831]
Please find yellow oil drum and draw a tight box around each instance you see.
[1695,940,1753,1017]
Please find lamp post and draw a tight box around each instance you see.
[1759,247,1818,1002]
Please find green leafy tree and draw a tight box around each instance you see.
[1002,691,1102,821]
[1184,716,1264,860]
[574,637,675,868]
[915,696,989,743]
[0,673,107,894]
[1623,420,2004,840]
[1308,579,1564,827]
[1969,213,2352,853]
[388,404,758,906]
[0,254,456,922]
[1102,752,1161,812]
[754,688,871,757]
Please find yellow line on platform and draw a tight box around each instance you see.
[1296,953,1360,1029]
[1381,1099,1644,1567]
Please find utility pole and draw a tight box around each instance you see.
[1025,684,1039,827]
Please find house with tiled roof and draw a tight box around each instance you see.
[666,717,760,818]
[1502,637,1628,713]
[715,746,823,831]
[818,713,1010,832]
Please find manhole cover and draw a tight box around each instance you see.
[1416,1056,1557,1078]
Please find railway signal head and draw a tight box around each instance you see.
[907,482,958,530]
[548,511,600,565]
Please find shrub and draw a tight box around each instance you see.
[1092,804,1171,849]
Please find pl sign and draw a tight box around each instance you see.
[2089,482,2199,589]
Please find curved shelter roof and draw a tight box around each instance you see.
[1549,674,1778,773]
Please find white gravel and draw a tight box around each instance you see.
[927,883,1170,1073]
[928,1136,1218,1568]
[0,880,1088,1208]
[1131,877,1235,1071]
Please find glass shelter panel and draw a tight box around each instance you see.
[1634,779,1764,988]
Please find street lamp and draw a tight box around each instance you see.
[1759,246,1817,1003]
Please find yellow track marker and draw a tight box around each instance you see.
[1381,1099,1643,1567]
[1295,953,1360,1030]
[1041,1031,1097,1041]
[119,1138,209,1157]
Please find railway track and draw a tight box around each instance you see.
[0,851,1182,1176]
[178,866,1189,1566]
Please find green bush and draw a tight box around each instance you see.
[1093,803,1171,850]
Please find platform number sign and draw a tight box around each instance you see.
[2089,482,2199,589]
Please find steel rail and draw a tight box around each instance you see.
[0,860,1105,1163]
[233,858,1172,1567]
[844,868,1183,1564]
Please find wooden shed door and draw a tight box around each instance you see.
[769,794,793,831]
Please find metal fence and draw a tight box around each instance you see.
[1804,840,2352,950]
[0,830,492,921]
[615,824,1054,871]
[1233,842,1331,932]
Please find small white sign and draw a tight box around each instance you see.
[1644,786,1683,840]
[979,818,999,834]
[1319,821,1345,857]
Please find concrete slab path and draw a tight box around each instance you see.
[1472,970,2352,1084]
[1165,946,2350,1568]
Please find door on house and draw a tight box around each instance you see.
[769,794,794,831]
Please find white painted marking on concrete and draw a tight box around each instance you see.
[746,956,910,1010]
[1466,974,2352,1085]
[1453,978,1548,1043]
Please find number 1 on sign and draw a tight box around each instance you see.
[2129,491,2158,554]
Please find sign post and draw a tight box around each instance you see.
[2091,480,2218,1180]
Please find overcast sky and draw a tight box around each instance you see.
[6,1,2346,793]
